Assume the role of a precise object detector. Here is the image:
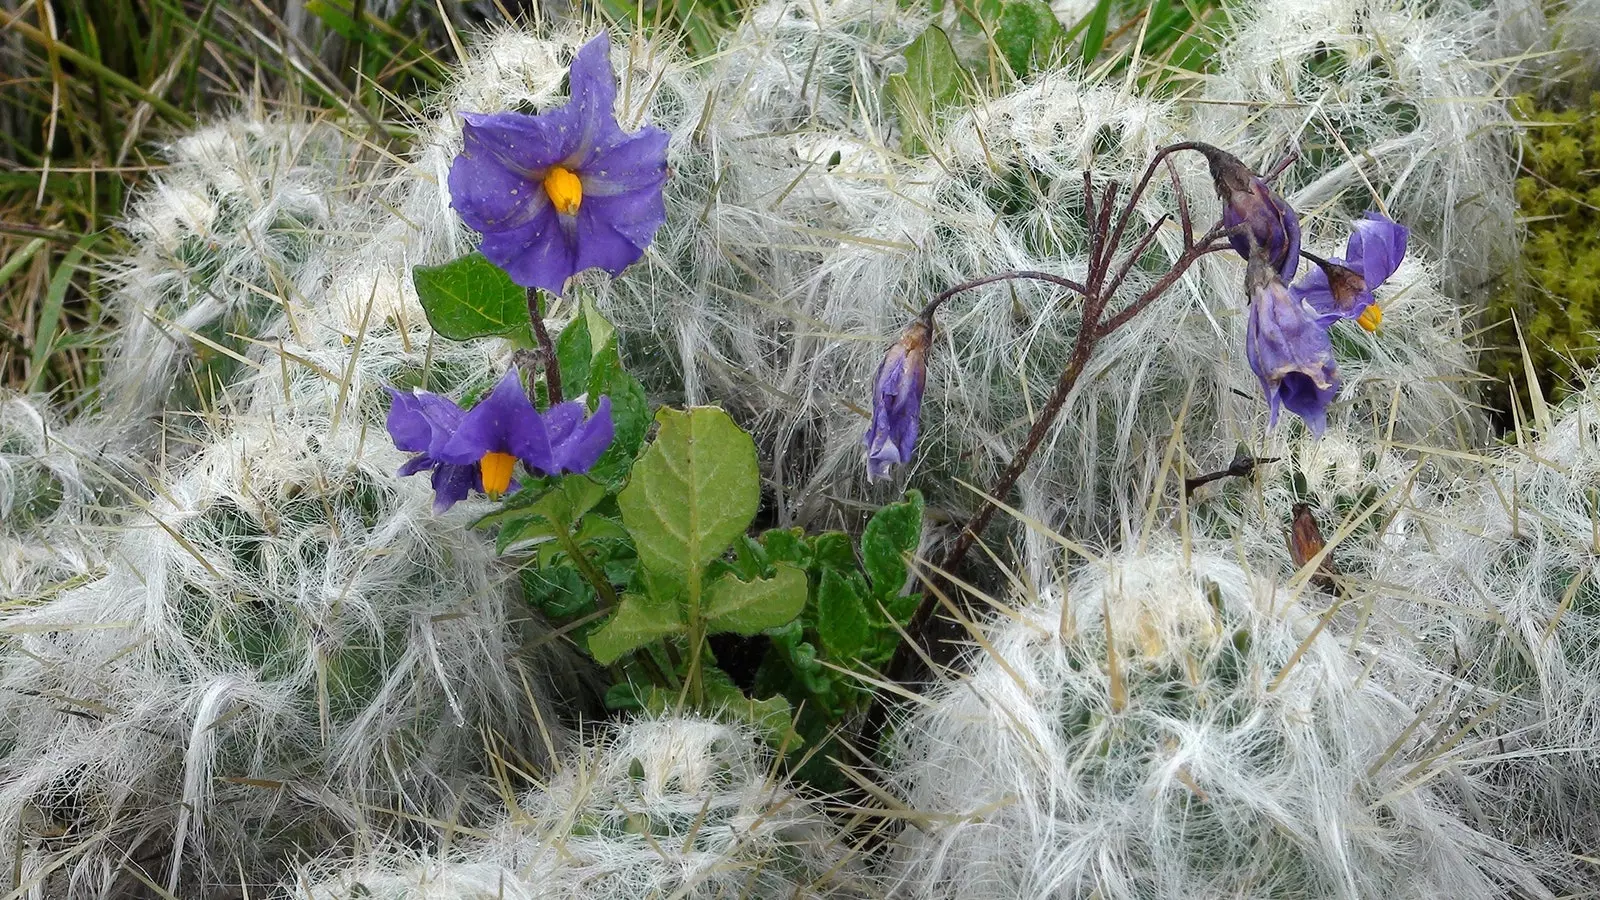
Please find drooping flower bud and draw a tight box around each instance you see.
[1244,248,1338,435]
[1198,143,1302,281]
[864,315,932,482]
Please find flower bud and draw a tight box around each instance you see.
[1198,144,1302,281]
[864,316,932,482]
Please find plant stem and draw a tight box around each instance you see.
[525,287,563,405]
[556,529,619,613]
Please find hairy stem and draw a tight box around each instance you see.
[526,287,563,405]
[919,269,1088,320]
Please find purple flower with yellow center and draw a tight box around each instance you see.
[385,369,615,512]
[1245,249,1339,436]
[1291,211,1409,333]
[448,32,669,296]
[1198,144,1302,281]
[864,315,932,482]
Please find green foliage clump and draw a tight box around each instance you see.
[1484,93,1600,412]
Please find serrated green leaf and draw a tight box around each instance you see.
[588,589,686,664]
[618,407,760,579]
[817,567,871,659]
[413,252,530,341]
[703,563,806,636]
[863,490,925,598]
[889,26,965,154]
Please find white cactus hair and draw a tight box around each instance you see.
[1369,382,1600,883]
[292,715,865,899]
[1196,0,1520,291]
[885,539,1554,898]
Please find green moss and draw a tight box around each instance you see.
[1484,93,1600,414]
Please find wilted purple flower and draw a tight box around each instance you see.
[448,32,669,296]
[1245,250,1339,435]
[386,369,615,512]
[1199,144,1301,281]
[865,316,932,482]
[1291,212,1409,332]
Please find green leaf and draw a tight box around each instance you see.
[618,407,760,580]
[993,0,1066,77]
[412,252,530,341]
[703,563,807,636]
[811,531,857,573]
[588,589,686,664]
[761,528,810,567]
[555,307,593,395]
[888,26,965,154]
[817,567,871,659]
[863,490,925,598]
[585,353,650,489]
[574,514,629,544]
[529,475,608,531]
[700,667,796,746]
[522,566,596,620]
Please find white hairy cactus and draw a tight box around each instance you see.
[1369,384,1600,887]
[885,542,1552,898]
[291,715,865,899]
[0,410,568,898]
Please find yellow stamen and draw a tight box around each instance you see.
[543,166,583,216]
[1357,303,1383,332]
[480,451,517,498]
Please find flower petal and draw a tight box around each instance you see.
[439,369,540,464]
[563,33,625,164]
[549,396,615,473]
[581,127,670,198]
[480,204,579,295]
[1345,212,1408,288]
[573,194,662,274]
[430,463,482,513]
[386,388,433,453]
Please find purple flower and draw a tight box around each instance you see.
[1198,144,1302,281]
[448,32,669,297]
[865,316,932,482]
[1245,250,1339,436]
[1291,212,1409,332]
[385,369,616,512]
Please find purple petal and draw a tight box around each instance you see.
[439,370,540,464]
[549,396,615,473]
[573,195,660,274]
[1345,212,1408,288]
[386,388,433,453]
[479,204,579,295]
[448,134,549,235]
[1247,263,1338,434]
[581,127,670,198]
[431,463,482,513]
[398,454,437,477]
[565,33,624,163]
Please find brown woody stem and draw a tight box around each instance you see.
[526,287,563,405]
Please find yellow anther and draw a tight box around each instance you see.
[543,166,583,216]
[479,451,517,498]
[1357,303,1383,333]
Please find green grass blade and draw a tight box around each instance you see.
[1079,0,1114,66]
[25,234,99,392]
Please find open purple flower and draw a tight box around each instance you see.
[1198,144,1301,281]
[448,32,669,296]
[1245,250,1339,436]
[865,316,932,482]
[386,369,616,511]
[1291,212,1409,332]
